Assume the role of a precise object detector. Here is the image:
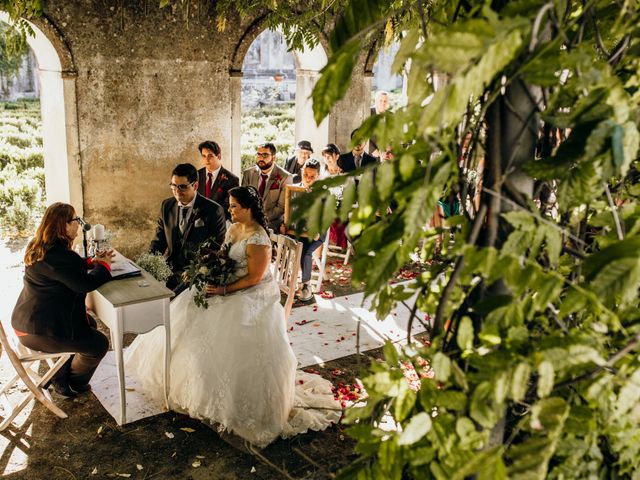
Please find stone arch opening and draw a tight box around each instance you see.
[0,13,82,212]
[230,22,329,174]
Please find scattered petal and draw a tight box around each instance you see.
[192,460,202,468]
[251,466,257,473]
[91,467,98,475]
[165,432,175,439]
[180,427,196,433]
[136,465,143,471]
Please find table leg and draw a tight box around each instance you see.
[111,308,126,425]
[162,298,171,410]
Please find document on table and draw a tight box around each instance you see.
[109,251,142,279]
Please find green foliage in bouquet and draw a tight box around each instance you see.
[182,241,236,309]
[133,252,172,284]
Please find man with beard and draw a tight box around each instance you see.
[241,142,291,232]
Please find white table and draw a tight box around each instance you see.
[87,268,173,425]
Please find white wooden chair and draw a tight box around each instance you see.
[270,233,302,321]
[0,320,72,431]
[310,230,354,293]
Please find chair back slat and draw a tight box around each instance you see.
[270,233,302,321]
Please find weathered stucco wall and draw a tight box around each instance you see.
[38,2,373,257]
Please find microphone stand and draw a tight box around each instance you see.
[82,228,89,259]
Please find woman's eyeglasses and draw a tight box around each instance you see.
[169,182,194,191]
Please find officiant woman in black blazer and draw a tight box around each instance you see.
[11,202,113,397]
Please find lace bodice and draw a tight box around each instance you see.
[226,229,272,281]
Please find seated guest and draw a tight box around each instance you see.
[242,142,292,232]
[339,129,378,173]
[321,143,348,249]
[280,159,324,302]
[321,143,343,176]
[285,140,314,183]
[151,163,227,293]
[368,90,390,157]
[196,140,239,220]
[11,202,113,397]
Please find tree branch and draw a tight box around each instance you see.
[433,204,487,337]
[603,182,624,240]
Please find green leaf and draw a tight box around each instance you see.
[456,316,474,351]
[382,341,399,366]
[508,398,569,479]
[397,412,432,446]
[590,257,640,307]
[329,0,386,53]
[615,368,640,416]
[470,382,500,429]
[312,39,360,124]
[376,160,396,200]
[339,180,357,219]
[395,381,417,423]
[432,352,451,382]
[418,27,525,134]
[510,362,531,403]
[537,361,554,398]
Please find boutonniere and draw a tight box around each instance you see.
[270,174,282,190]
[219,173,228,182]
[192,208,204,226]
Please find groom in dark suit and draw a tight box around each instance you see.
[196,140,239,220]
[150,163,226,293]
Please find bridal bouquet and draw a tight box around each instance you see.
[182,240,236,309]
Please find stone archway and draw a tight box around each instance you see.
[0,14,82,213]
[229,19,330,172]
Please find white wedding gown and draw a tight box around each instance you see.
[125,229,340,447]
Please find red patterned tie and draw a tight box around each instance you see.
[258,173,268,197]
[205,172,213,198]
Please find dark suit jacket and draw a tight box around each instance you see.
[284,156,303,183]
[338,151,378,173]
[150,193,226,273]
[197,166,239,220]
[12,240,112,339]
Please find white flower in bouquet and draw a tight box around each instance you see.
[198,266,210,276]
[134,252,172,283]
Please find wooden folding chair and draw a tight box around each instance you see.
[270,233,302,321]
[311,231,354,293]
[0,321,72,431]
[310,231,331,294]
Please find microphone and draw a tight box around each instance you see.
[76,217,92,231]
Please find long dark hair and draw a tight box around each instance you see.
[24,202,75,265]
[228,186,269,234]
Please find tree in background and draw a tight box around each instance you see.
[0,22,29,98]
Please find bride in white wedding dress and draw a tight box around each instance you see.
[125,186,340,448]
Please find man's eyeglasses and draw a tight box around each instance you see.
[255,152,271,158]
[169,182,194,191]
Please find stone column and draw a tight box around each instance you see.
[229,70,243,176]
[294,68,329,154]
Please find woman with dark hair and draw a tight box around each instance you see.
[126,186,339,449]
[11,202,113,397]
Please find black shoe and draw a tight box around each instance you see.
[69,382,92,393]
[48,379,77,398]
